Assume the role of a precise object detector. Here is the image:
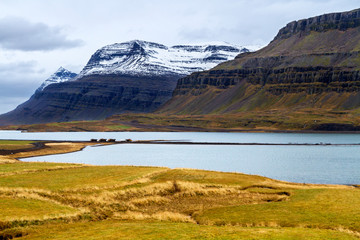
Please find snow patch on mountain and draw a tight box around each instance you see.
[36,67,77,92]
[77,40,257,78]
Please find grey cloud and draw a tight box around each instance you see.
[0,61,44,114]
[0,60,49,113]
[0,81,36,98]
[0,80,38,114]
[179,28,215,41]
[0,17,84,51]
[0,61,37,74]
[0,61,43,94]
[0,97,29,114]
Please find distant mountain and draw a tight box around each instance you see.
[78,40,251,77]
[158,8,360,116]
[0,40,250,125]
[36,67,77,92]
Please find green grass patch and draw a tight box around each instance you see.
[20,220,358,240]
[106,125,131,130]
[0,140,37,151]
[151,169,271,187]
[0,164,165,191]
[197,189,360,231]
[0,162,80,174]
[0,197,77,221]
[0,140,35,145]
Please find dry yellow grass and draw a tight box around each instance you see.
[61,168,168,193]
[0,155,18,164]
[130,196,171,206]
[114,211,196,223]
[0,163,359,239]
[0,141,359,239]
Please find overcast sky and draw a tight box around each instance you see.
[0,0,359,114]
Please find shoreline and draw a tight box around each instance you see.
[0,141,99,162]
[4,128,360,134]
[2,139,360,147]
[112,140,360,146]
[2,139,359,187]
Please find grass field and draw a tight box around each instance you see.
[0,140,35,151]
[196,189,360,230]
[19,220,359,240]
[0,164,165,191]
[0,162,81,175]
[0,141,359,239]
[0,141,35,145]
[0,197,78,222]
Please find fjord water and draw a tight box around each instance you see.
[2,130,360,144]
[2,131,360,185]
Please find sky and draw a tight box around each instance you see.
[0,0,359,114]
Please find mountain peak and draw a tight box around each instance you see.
[36,67,77,92]
[56,66,66,72]
[77,40,256,78]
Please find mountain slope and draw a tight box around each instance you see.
[158,8,360,115]
[0,40,248,125]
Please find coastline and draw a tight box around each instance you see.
[7,139,359,186]
[3,126,360,134]
[1,139,353,188]
[2,140,360,239]
[1,139,359,187]
[0,141,100,162]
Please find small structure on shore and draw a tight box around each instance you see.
[125,139,132,142]
[90,138,116,142]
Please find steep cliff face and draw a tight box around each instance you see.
[274,9,360,40]
[159,8,360,114]
[1,74,178,124]
[0,40,248,125]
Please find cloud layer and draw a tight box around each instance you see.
[0,17,83,51]
[0,61,45,113]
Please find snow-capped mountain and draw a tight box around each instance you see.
[0,40,257,125]
[36,67,77,92]
[78,40,252,78]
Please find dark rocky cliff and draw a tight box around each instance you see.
[274,8,360,40]
[159,8,360,114]
[0,74,178,124]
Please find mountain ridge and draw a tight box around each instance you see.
[274,8,360,40]
[0,40,248,125]
[158,8,360,117]
[77,40,251,78]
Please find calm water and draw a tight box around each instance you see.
[2,130,360,144]
[1,131,360,185]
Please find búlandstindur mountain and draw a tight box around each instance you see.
[0,40,250,125]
